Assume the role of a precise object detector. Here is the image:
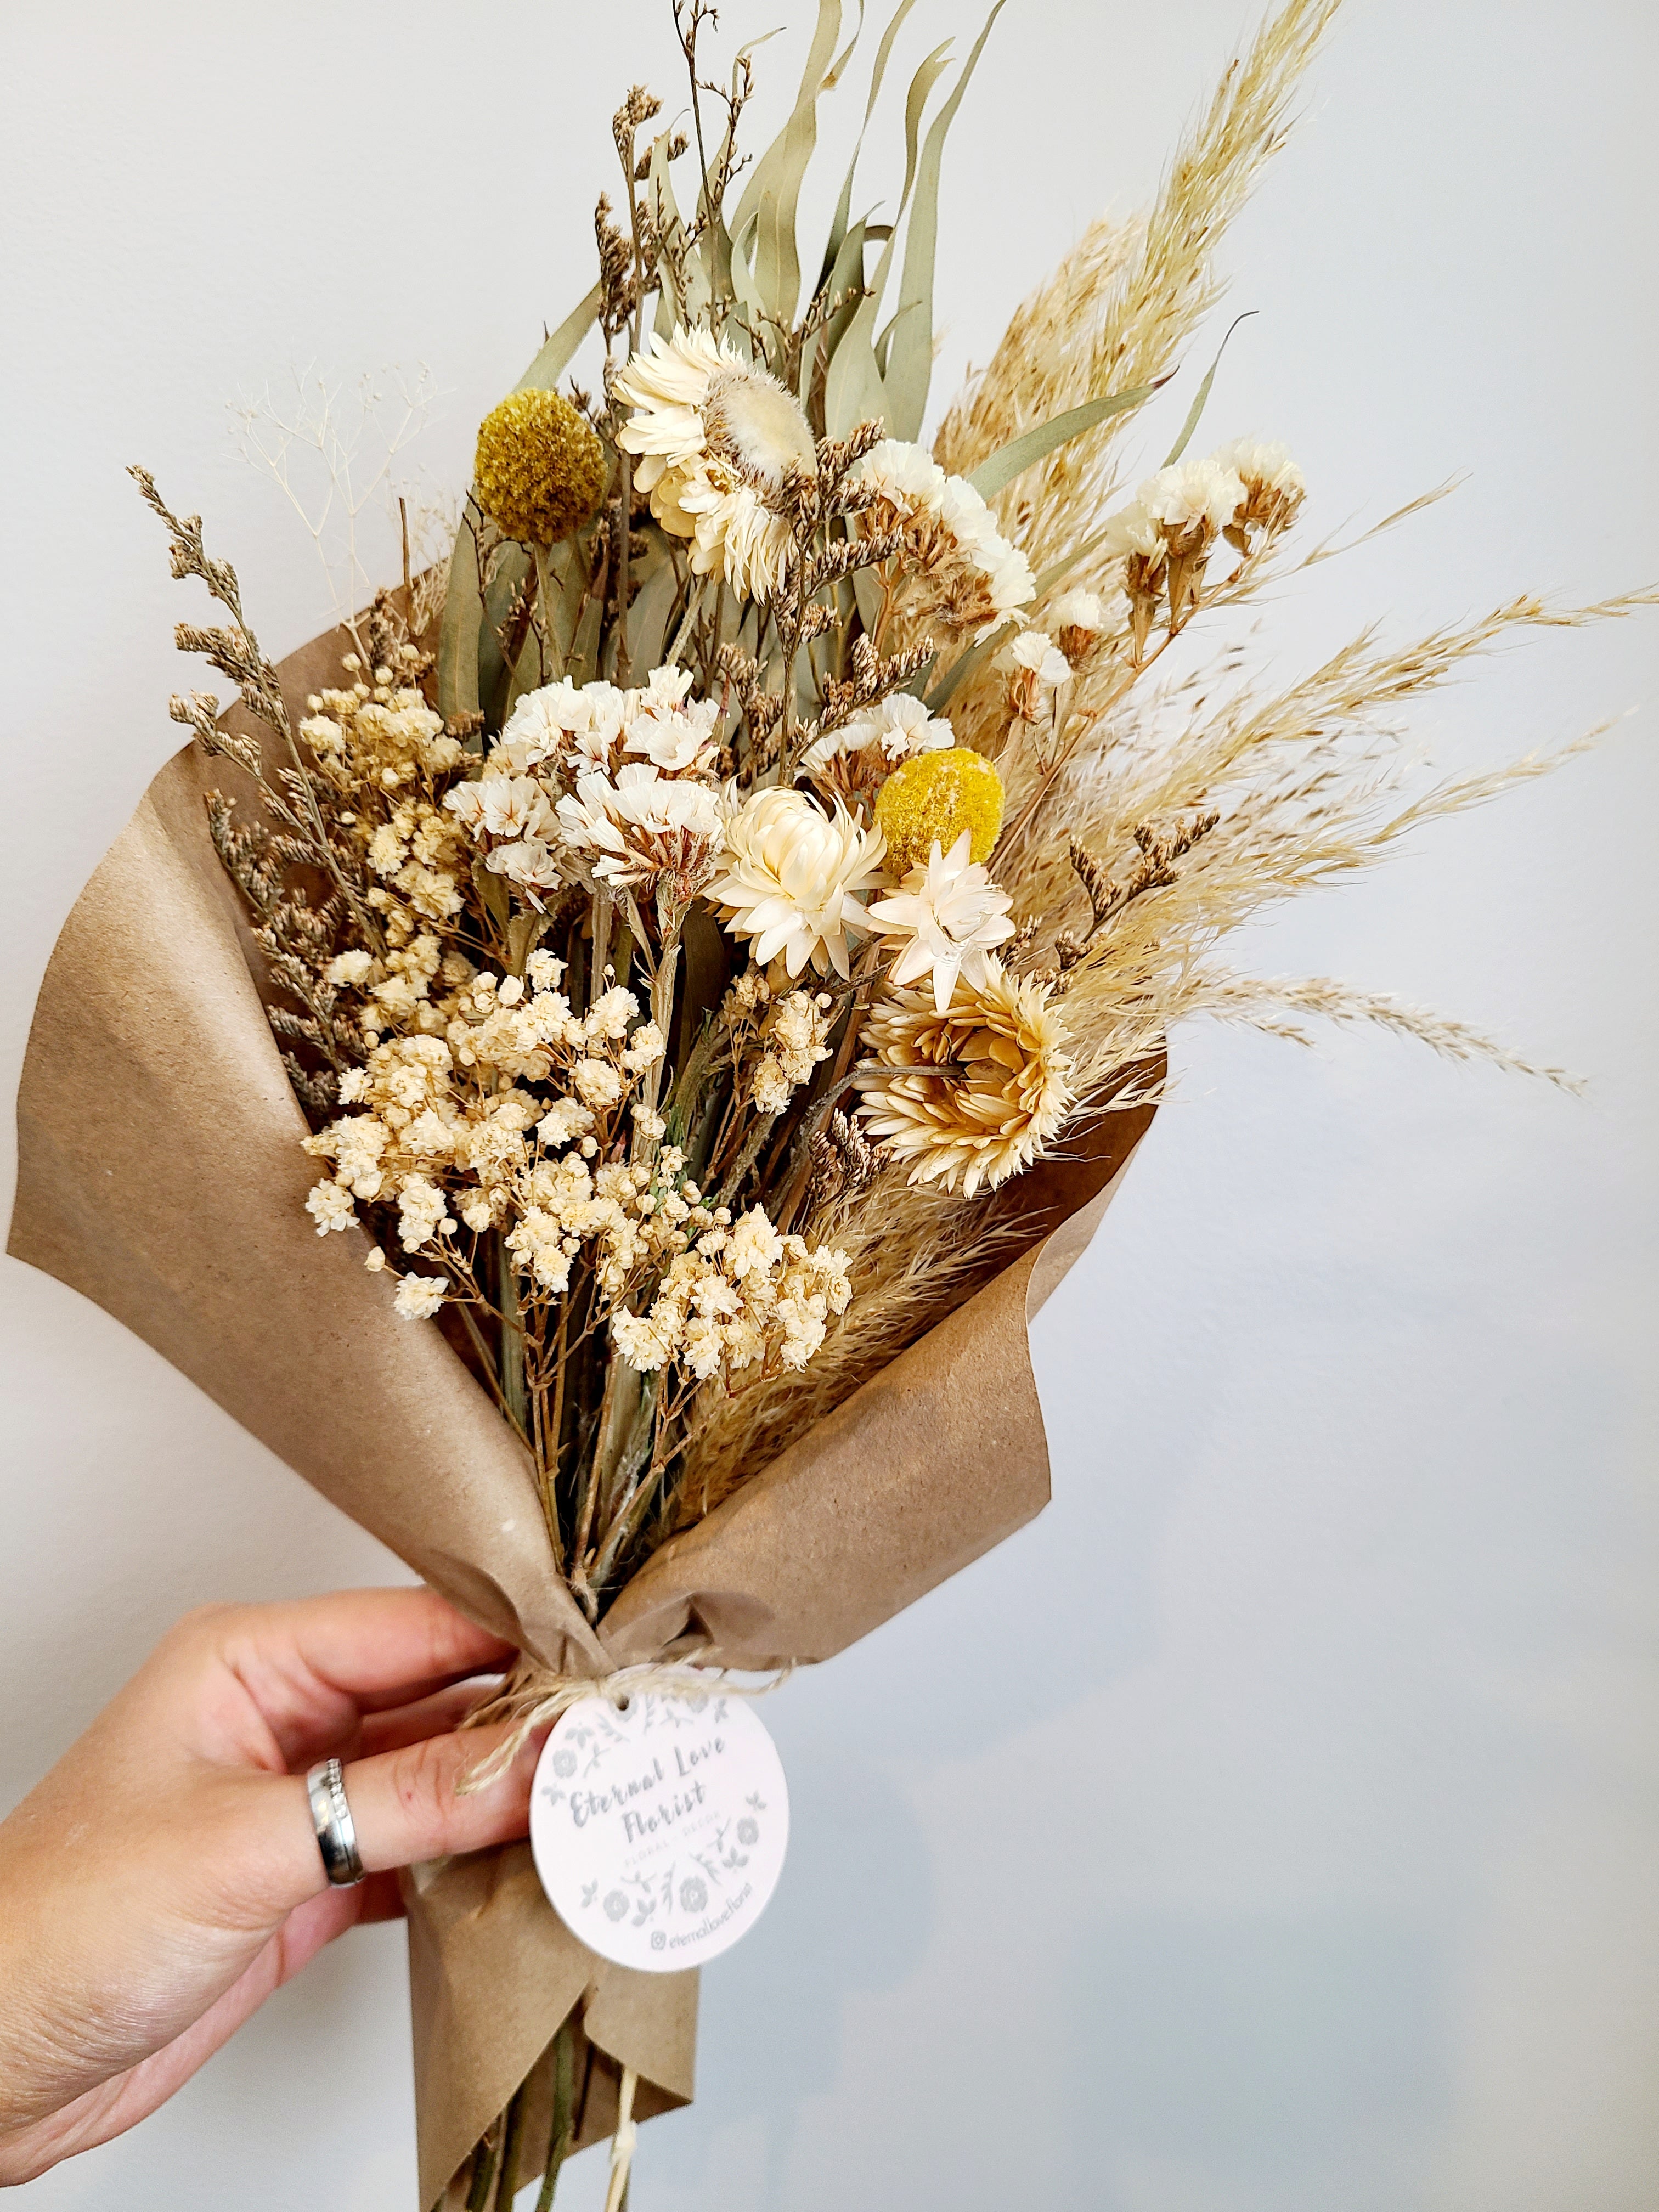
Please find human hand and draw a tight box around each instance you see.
[0,1587,539,2183]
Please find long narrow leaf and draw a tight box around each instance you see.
[966,380,1167,501]
[1163,312,1256,467]
[822,37,953,436]
[437,499,486,729]
[730,0,843,341]
[512,284,601,395]
[882,0,1007,441]
[822,0,922,278]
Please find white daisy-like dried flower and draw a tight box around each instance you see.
[800,692,953,808]
[393,1273,447,1321]
[866,831,1016,1013]
[1101,453,1250,651]
[707,786,887,979]
[614,325,816,600]
[555,763,725,897]
[855,956,1073,1195]
[855,438,1035,643]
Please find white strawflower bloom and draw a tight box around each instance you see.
[555,763,725,896]
[867,831,1016,1013]
[393,1273,447,1321]
[855,439,1035,642]
[614,325,816,600]
[707,786,887,979]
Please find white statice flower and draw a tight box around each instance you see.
[800,692,953,808]
[867,831,1016,1013]
[556,763,725,896]
[855,439,1035,643]
[484,837,563,896]
[497,679,593,769]
[1047,588,1110,665]
[1008,629,1072,686]
[1212,437,1306,544]
[708,786,887,979]
[614,325,817,600]
[306,1179,357,1235]
[1102,454,1250,651]
[623,693,721,773]
[393,1273,447,1321]
[1048,588,1107,633]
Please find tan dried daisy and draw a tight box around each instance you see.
[854,957,1073,1196]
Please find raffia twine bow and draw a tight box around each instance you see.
[458,1655,793,1793]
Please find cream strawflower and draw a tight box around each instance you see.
[707,786,887,979]
[855,957,1073,1196]
[614,326,816,600]
[866,831,1015,1013]
[555,763,725,898]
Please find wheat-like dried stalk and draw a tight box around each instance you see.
[1180,969,1585,1091]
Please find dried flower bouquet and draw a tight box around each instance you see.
[12,0,1651,2205]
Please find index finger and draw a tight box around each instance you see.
[210,1588,516,1734]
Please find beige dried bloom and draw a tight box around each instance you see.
[855,957,1074,1195]
[555,763,725,898]
[708,787,887,979]
[751,989,833,1112]
[799,693,953,811]
[614,326,816,598]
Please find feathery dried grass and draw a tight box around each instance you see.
[935,0,1343,590]
[1182,970,1585,1091]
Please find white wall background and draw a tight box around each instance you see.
[2,2,1656,2207]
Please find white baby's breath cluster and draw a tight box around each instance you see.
[611,1208,853,1383]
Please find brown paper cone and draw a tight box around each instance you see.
[8,628,1158,2205]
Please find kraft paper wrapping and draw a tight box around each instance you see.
[8,628,1158,2207]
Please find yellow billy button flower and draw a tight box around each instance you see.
[874,747,1005,878]
[474,388,606,547]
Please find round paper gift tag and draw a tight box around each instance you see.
[529,1689,789,1972]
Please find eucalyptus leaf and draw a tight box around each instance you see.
[511,284,601,395]
[966,380,1166,502]
[822,38,952,436]
[625,548,680,674]
[882,0,1007,441]
[802,215,868,409]
[1162,311,1257,467]
[821,0,922,280]
[437,499,486,730]
[478,542,533,729]
[731,0,843,341]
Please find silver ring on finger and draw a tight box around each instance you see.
[305,1756,366,1887]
